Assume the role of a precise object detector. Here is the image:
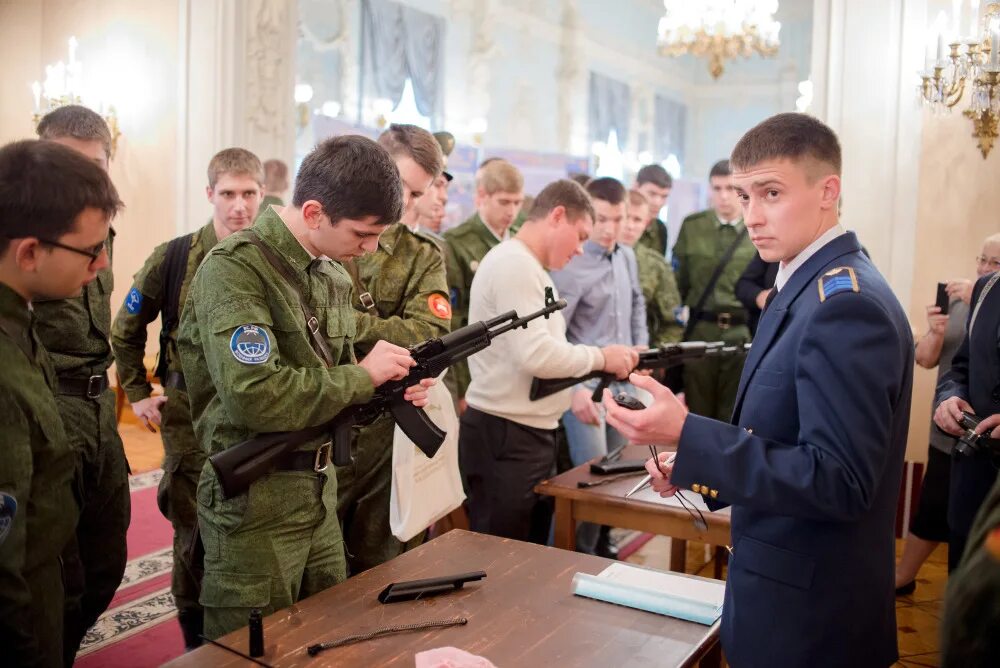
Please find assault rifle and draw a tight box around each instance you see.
[529,341,751,402]
[210,296,567,498]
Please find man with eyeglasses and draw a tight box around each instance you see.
[0,139,123,668]
[33,105,132,661]
[334,124,451,574]
[110,148,265,649]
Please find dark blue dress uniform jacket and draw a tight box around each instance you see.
[935,272,1000,556]
[671,232,913,668]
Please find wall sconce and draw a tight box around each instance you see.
[31,36,121,159]
[469,117,488,146]
[373,98,394,129]
[294,83,314,130]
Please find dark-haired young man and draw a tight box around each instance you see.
[177,135,434,639]
[551,177,646,556]
[34,104,131,659]
[460,179,638,544]
[604,113,913,667]
[632,163,672,257]
[0,139,122,668]
[111,148,264,649]
[335,124,450,574]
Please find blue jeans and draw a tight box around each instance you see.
[560,381,632,553]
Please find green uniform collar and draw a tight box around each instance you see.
[252,206,315,274]
[376,223,403,256]
[197,219,220,250]
[472,213,506,243]
[0,281,31,335]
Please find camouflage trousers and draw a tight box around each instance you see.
[683,322,751,422]
[197,466,345,640]
[156,387,205,616]
[60,387,131,662]
[336,415,423,576]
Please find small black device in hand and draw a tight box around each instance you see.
[936,282,950,315]
[955,411,1000,457]
[613,393,646,410]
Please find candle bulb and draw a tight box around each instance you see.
[937,33,945,63]
[992,28,1000,68]
[970,0,981,39]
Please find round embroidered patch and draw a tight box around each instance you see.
[0,492,17,546]
[428,293,452,320]
[125,287,143,314]
[230,325,271,365]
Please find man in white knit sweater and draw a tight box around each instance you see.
[460,179,639,543]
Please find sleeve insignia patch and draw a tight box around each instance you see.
[0,492,17,545]
[428,293,452,320]
[125,287,143,314]
[230,324,271,365]
[818,267,859,302]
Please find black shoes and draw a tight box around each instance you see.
[895,580,917,596]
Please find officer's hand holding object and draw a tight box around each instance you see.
[935,395,976,436]
[602,373,688,448]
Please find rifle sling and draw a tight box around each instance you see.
[342,258,379,316]
[683,225,748,341]
[245,233,335,368]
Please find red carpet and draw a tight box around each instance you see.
[75,469,186,668]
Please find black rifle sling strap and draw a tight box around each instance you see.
[245,234,335,368]
[682,224,749,341]
[342,258,379,316]
[155,232,194,380]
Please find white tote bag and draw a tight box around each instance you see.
[389,376,465,542]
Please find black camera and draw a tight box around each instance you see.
[955,411,1000,457]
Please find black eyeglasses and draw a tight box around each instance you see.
[37,238,106,264]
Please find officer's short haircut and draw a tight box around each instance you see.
[477,159,524,195]
[628,190,649,210]
[378,124,444,178]
[731,112,842,178]
[635,164,672,190]
[208,148,264,190]
[0,140,122,255]
[36,105,113,161]
[585,177,626,205]
[709,160,732,179]
[526,179,595,224]
[263,158,289,192]
[293,135,403,226]
[568,172,592,188]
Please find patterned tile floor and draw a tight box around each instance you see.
[119,412,945,666]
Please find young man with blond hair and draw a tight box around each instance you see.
[443,158,525,404]
[111,147,265,649]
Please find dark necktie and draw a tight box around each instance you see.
[762,288,778,312]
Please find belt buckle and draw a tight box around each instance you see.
[86,374,104,399]
[359,292,376,310]
[717,313,732,330]
[306,316,321,335]
[314,442,332,472]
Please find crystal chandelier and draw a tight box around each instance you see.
[919,2,1000,158]
[657,1,781,79]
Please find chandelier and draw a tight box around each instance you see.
[919,2,1000,158]
[657,1,781,79]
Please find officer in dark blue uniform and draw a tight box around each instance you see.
[603,113,913,668]
[933,270,1000,570]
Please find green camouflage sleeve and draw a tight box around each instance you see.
[653,260,683,344]
[354,245,451,356]
[111,244,167,403]
[444,239,469,331]
[673,220,691,303]
[0,392,43,667]
[190,254,374,434]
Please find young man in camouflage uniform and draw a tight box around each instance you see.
[443,159,525,406]
[0,139,122,668]
[632,164,673,257]
[177,135,433,639]
[672,159,755,421]
[33,105,132,660]
[620,190,683,346]
[336,124,449,574]
[110,148,264,648]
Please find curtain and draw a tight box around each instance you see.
[588,72,631,146]
[361,0,445,118]
[654,94,687,165]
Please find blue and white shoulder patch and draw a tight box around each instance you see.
[0,492,17,545]
[230,324,271,365]
[125,287,143,314]
[818,267,859,302]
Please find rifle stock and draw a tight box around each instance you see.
[210,298,567,499]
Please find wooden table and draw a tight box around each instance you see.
[536,446,732,574]
[165,530,720,668]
